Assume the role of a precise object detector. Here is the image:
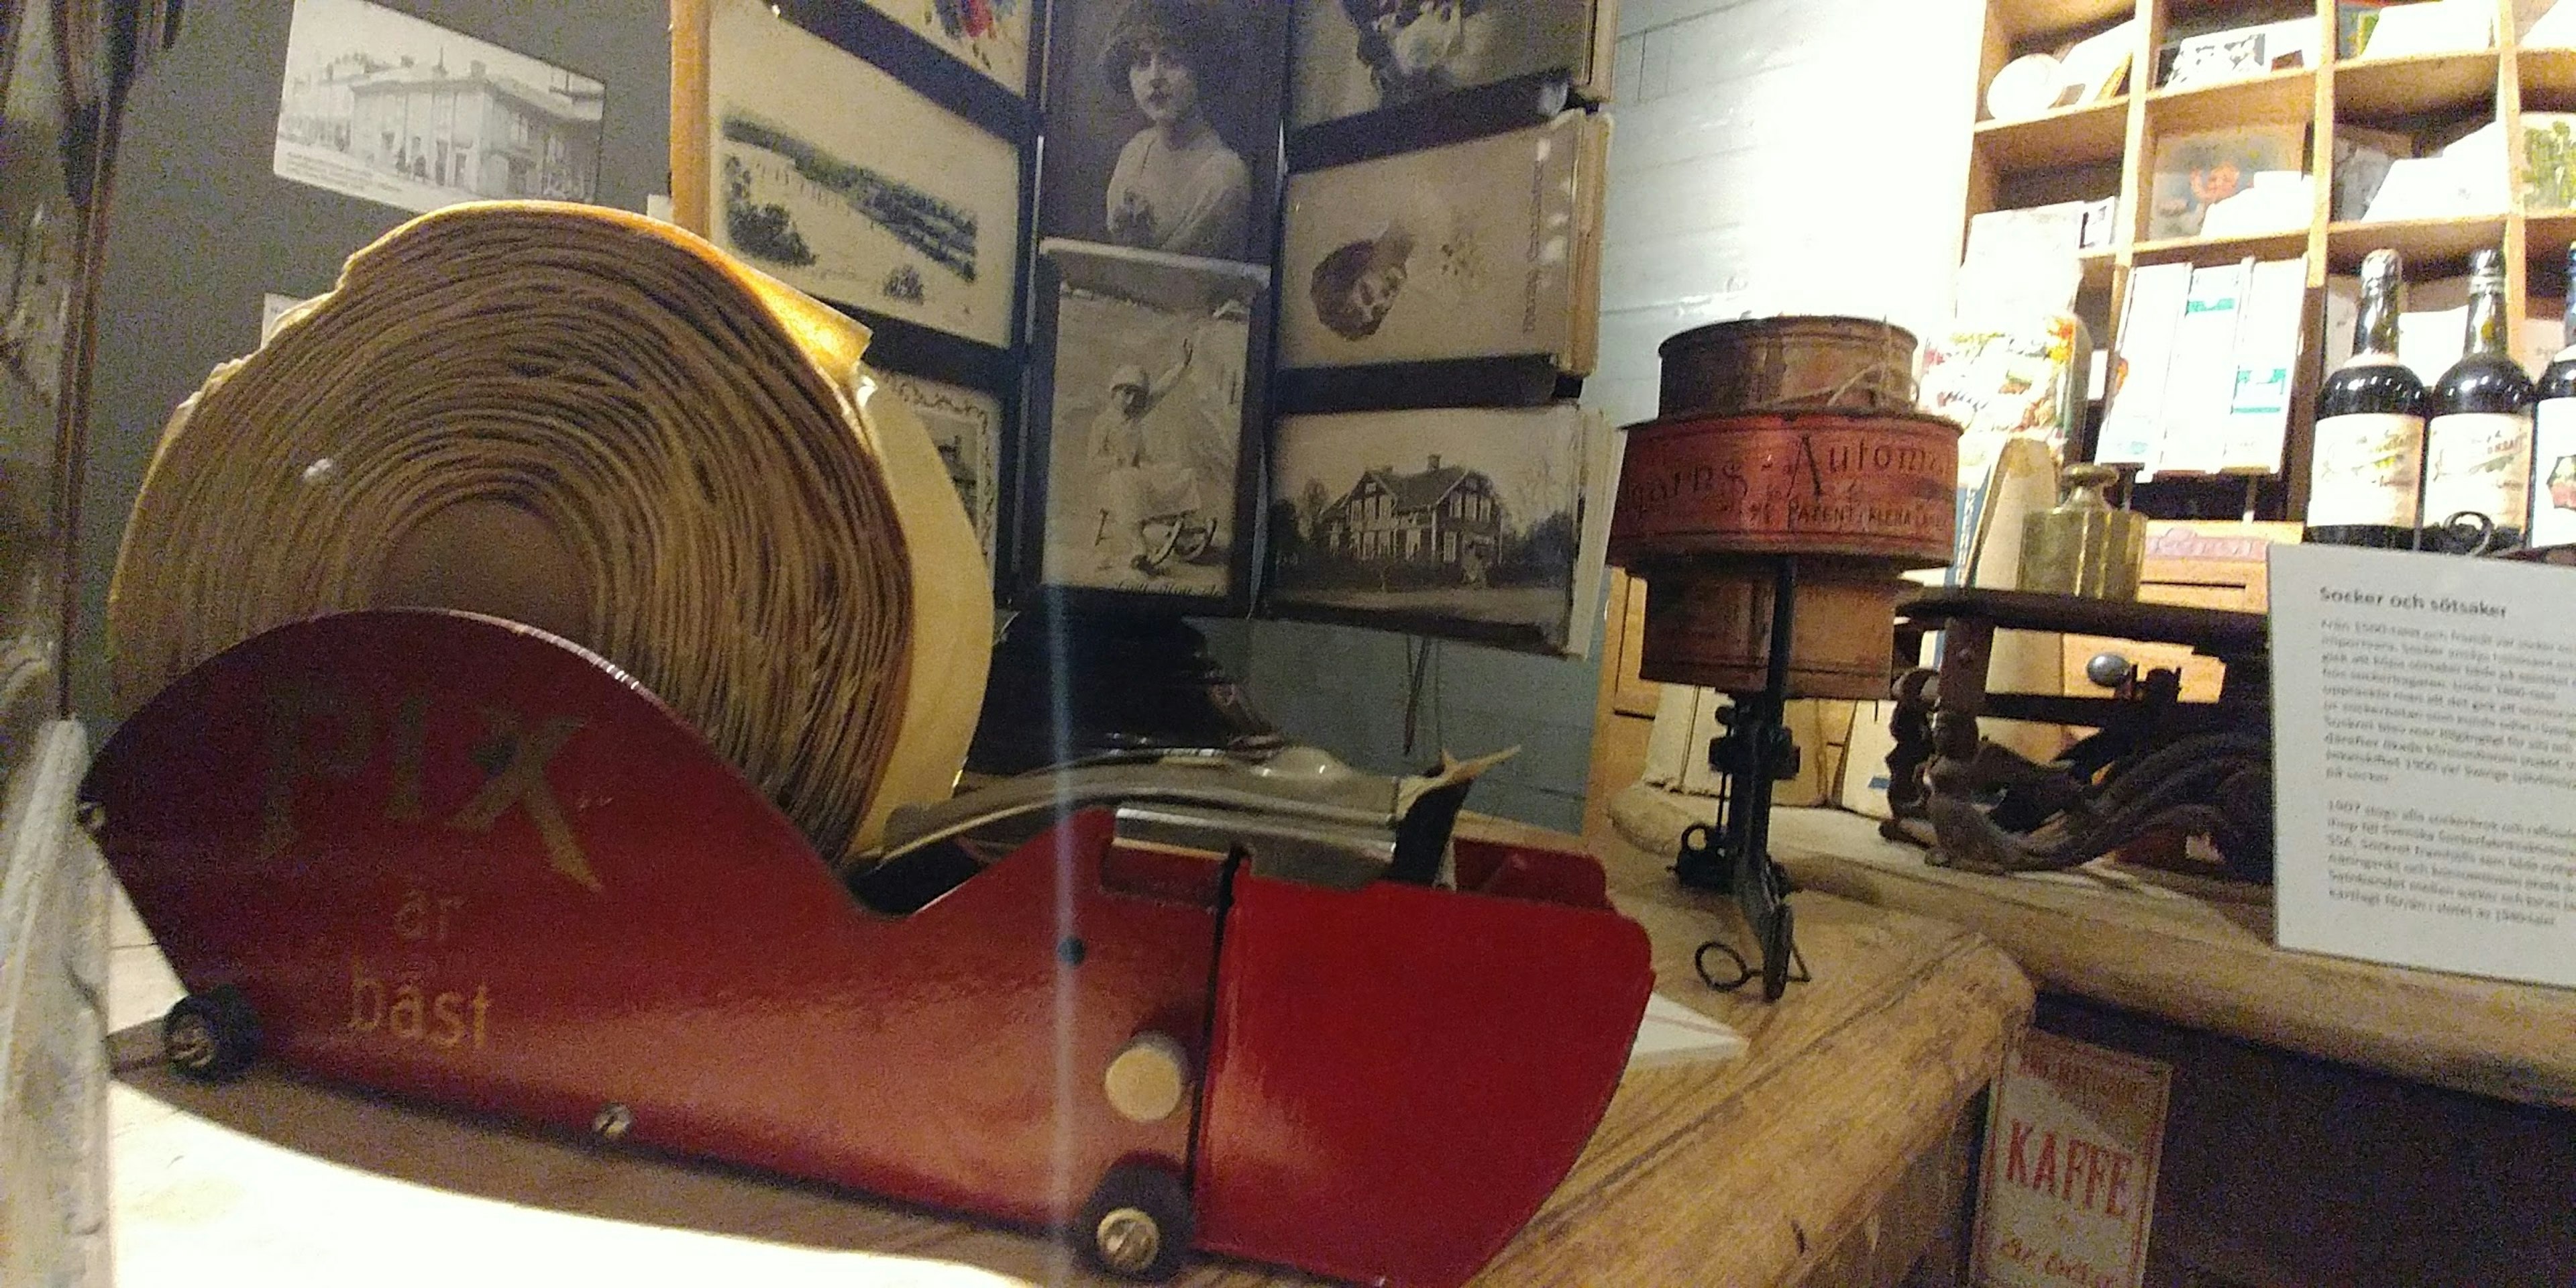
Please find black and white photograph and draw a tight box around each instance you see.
[883,370,1004,573]
[1279,111,1603,370]
[1038,239,1265,598]
[1268,403,1605,651]
[273,0,604,215]
[1037,0,1286,263]
[708,0,1021,347]
[1288,0,1605,128]
[859,0,1038,94]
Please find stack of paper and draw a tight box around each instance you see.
[2103,256,2307,477]
[1627,994,1750,1069]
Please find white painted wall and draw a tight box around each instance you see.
[1226,0,1984,833]
[1590,0,1985,431]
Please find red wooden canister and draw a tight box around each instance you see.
[1610,410,1960,567]
[1609,409,1960,698]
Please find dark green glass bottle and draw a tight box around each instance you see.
[2308,249,2427,548]
[2424,248,2534,553]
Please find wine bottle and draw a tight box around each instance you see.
[2308,249,2427,548]
[2423,247,2535,553]
[2530,243,2576,550]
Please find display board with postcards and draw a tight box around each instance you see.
[673,0,1615,649]
[678,0,1036,588]
[1262,2,1617,656]
[1018,0,1288,613]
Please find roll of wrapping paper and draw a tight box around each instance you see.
[109,201,991,867]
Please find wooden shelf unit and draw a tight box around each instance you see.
[1974,95,2132,169]
[1966,0,2576,522]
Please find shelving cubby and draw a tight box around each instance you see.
[1963,0,2576,523]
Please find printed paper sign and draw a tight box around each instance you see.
[2269,544,2576,987]
[1971,1030,2172,1288]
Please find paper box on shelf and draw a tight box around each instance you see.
[2355,0,2493,58]
[2525,113,2576,213]
[2160,18,2319,89]
[2149,125,2304,240]
[2330,125,2415,221]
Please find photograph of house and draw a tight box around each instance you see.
[1269,404,1597,649]
[1309,454,1505,584]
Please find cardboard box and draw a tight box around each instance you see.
[2059,521,2302,704]
[1836,701,1901,820]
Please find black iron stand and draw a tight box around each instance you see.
[1673,557,1809,1002]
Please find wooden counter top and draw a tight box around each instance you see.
[1611,786,2576,1110]
[110,818,2031,1287]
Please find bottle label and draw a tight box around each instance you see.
[2533,399,2576,546]
[2424,411,2534,531]
[2308,413,2424,527]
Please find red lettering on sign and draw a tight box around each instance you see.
[2002,1120,2139,1216]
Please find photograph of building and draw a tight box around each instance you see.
[1308,453,1505,583]
[1268,403,1593,647]
[272,0,603,215]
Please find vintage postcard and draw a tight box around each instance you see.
[2146,124,2303,241]
[1289,0,1604,128]
[1037,0,1286,264]
[273,0,604,214]
[861,0,1036,93]
[708,0,1020,347]
[1268,402,1608,651]
[1279,111,1604,372]
[1038,239,1266,598]
[882,371,1003,573]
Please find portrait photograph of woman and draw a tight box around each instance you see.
[1038,0,1284,264]
[1278,112,1604,372]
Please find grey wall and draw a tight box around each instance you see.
[73,0,669,719]
[1203,616,1607,830]
[1217,0,1979,834]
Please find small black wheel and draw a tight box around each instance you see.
[164,985,261,1083]
[1077,1163,1193,1281]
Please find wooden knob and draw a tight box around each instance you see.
[1105,1033,1193,1124]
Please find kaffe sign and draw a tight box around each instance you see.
[1970,1030,2173,1288]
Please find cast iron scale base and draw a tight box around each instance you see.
[1670,557,1809,1003]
